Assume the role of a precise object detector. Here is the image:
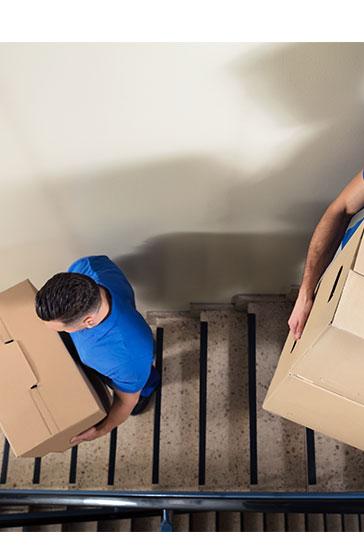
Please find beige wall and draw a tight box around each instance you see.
[1,42,364,312]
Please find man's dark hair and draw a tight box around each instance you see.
[35,272,101,325]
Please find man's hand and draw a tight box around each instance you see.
[69,387,141,446]
[288,294,314,341]
[70,423,112,445]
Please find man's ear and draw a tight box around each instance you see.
[83,315,94,327]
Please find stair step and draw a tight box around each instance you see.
[21,505,64,532]
[215,511,241,531]
[263,513,286,531]
[248,300,307,490]
[342,514,360,532]
[112,401,155,490]
[0,505,29,532]
[61,522,98,532]
[171,512,190,532]
[36,450,73,488]
[200,309,250,490]
[60,506,97,531]
[285,514,305,531]
[156,315,200,489]
[232,294,288,311]
[310,433,364,491]
[146,311,192,325]
[189,512,216,531]
[241,511,264,531]
[68,437,111,490]
[2,435,37,489]
[305,513,325,531]
[323,514,341,531]
[131,515,161,531]
[97,518,131,531]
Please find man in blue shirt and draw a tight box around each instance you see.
[35,255,160,445]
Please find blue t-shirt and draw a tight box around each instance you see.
[67,255,155,393]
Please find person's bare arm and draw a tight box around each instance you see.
[288,168,364,340]
[70,387,141,444]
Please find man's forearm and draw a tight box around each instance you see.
[299,207,352,299]
[70,393,138,444]
[97,396,133,433]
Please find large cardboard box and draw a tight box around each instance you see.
[263,218,364,451]
[0,279,112,458]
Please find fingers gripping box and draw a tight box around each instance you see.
[0,279,111,457]
[263,219,364,451]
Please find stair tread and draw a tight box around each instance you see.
[158,318,200,488]
[216,511,241,532]
[112,401,155,489]
[285,513,305,531]
[342,514,360,532]
[201,309,250,490]
[248,300,307,491]
[22,505,63,532]
[131,515,161,531]
[263,512,286,532]
[242,511,264,531]
[305,513,325,532]
[309,432,364,491]
[97,518,131,532]
[189,511,216,532]
[171,512,190,531]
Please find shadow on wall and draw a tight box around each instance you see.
[226,42,364,231]
[114,230,310,310]
[6,43,364,311]
[41,154,312,311]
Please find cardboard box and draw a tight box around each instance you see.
[0,279,112,458]
[263,218,364,451]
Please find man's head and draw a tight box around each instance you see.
[35,272,102,333]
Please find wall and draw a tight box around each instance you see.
[1,42,364,312]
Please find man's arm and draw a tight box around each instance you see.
[288,168,364,340]
[70,387,141,444]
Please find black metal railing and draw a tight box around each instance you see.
[2,489,364,530]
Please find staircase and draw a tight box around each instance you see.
[1,290,364,531]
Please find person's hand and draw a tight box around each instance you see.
[287,293,314,341]
[70,424,109,445]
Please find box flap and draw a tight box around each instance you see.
[0,340,55,455]
[20,408,106,457]
[0,340,59,436]
[263,373,364,451]
[0,317,12,343]
[0,340,39,389]
[290,325,364,404]
[331,268,364,338]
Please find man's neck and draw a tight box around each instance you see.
[94,286,112,326]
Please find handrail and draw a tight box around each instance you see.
[2,489,364,514]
